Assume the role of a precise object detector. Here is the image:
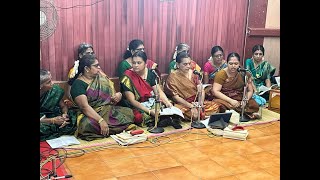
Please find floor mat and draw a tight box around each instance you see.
[60,108,279,153]
[229,107,280,127]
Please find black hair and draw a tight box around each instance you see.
[123,39,144,59]
[226,52,240,62]
[211,45,224,56]
[68,54,97,85]
[176,51,190,63]
[132,50,147,63]
[252,44,265,55]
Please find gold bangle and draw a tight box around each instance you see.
[148,110,151,116]
[51,118,55,124]
[98,118,104,124]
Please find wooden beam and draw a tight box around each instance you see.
[247,27,280,37]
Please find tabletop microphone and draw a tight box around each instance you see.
[152,69,160,79]
[193,70,202,76]
[237,67,248,72]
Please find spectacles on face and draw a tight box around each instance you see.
[213,54,223,58]
[91,63,100,68]
[178,49,189,54]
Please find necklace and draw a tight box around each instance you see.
[80,74,93,84]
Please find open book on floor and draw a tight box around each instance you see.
[258,84,278,95]
[46,135,80,148]
[160,106,184,118]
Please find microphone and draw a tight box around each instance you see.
[193,70,202,76]
[237,67,248,72]
[152,69,160,79]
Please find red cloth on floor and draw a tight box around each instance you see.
[40,141,69,178]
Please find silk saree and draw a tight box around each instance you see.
[40,84,77,141]
[71,75,134,141]
[120,69,158,127]
[213,70,259,118]
[164,70,220,120]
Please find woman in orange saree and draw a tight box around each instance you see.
[212,52,260,122]
[164,51,220,121]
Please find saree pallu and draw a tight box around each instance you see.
[213,71,259,118]
[207,62,228,82]
[40,85,77,141]
[73,75,134,141]
[165,70,220,120]
[120,70,155,126]
[245,59,276,88]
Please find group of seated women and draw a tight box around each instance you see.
[40,40,277,141]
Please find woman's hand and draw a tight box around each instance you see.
[99,120,109,136]
[191,108,199,119]
[241,97,249,108]
[149,109,156,116]
[111,92,122,104]
[53,116,70,128]
[62,113,68,118]
[230,99,240,108]
[164,101,173,108]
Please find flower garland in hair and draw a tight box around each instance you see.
[68,60,79,78]
[172,46,178,60]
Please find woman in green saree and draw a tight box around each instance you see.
[69,54,135,141]
[40,69,77,141]
[244,44,276,100]
[117,39,158,77]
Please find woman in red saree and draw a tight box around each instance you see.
[164,51,220,121]
[212,52,260,122]
[120,51,178,128]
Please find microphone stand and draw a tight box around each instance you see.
[147,73,164,133]
[239,71,249,122]
[191,73,206,129]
